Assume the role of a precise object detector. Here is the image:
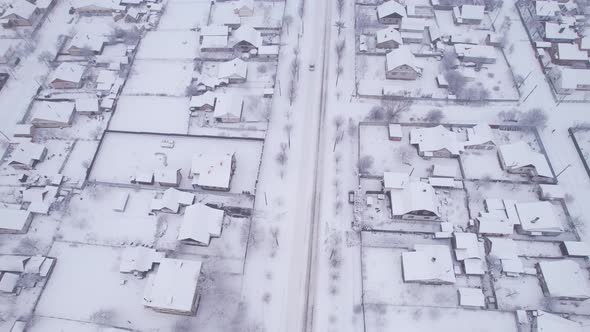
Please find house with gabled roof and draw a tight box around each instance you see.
[377,0,406,24]
[0,0,41,27]
[385,46,422,80]
[218,58,247,83]
[452,5,485,25]
[178,203,224,246]
[376,26,402,49]
[190,151,236,191]
[49,63,86,89]
[230,25,262,53]
[410,125,463,158]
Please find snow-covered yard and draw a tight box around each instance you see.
[136,30,199,60]
[123,60,193,96]
[157,0,210,30]
[109,96,190,134]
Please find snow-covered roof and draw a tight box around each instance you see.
[50,63,85,84]
[154,167,180,185]
[389,181,440,217]
[258,45,279,56]
[143,258,202,313]
[72,0,125,11]
[410,125,463,156]
[454,44,497,61]
[376,26,403,46]
[400,17,425,32]
[385,46,422,74]
[119,247,164,273]
[9,142,46,168]
[190,151,235,190]
[0,208,31,233]
[0,0,37,20]
[0,255,29,273]
[150,188,195,213]
[0,272,19,293]
[201,25,229,37]
[458,5,485,20]
[458,287,485,307]
[230,25,262,49]
[516,201,563,234]
[22,186,57,215]
[487,237,523,274]
[538,260,590,299]
[388,123,403,138]
[465,124,495,147]
[75,97,99,114]
[536,311,584,331]
[477,213,514,235]
[178,203,224,246]
[544,22,578,40]
[189,91,216,110]
[402,244,456,284]
[96,69,117,90]
[556,67,590,90]
[218,58,247,80]
[69,32,106,53]
[213,95,243,121]
[30,101,75,126]
[383,171,410,190]
[535,1,561,17]
[556,43,589,61]
[581,36,590,51]
[377,0,406,19]
[562,241,590,257]
[498,141,552,178]
[202,35,228,49]
[453,232,482,261]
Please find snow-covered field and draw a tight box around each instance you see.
[109,96,190,134]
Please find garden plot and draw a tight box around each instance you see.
[123,60,193,96]
[460,148,519,181]
[571,129,590,170]
[438,188,470,229]
[210,1,285,29]
[359,124,461,178]
[493,273,547,311]
[60,139,100,187]
[157,0,210,30]
[434,10,493,36]
[90,132,263,193]
[464,182,539,219]
[364,304,518,332]
[33,111,110,140]
[200,61,278,87]
[355,5,389,36]
[135,30,199,60]
[57,186,159,246]
[109,96,190,134]
[35,241,244,331]
[0,214,60,255]
[362,246,482,307]
[492,128,541,149]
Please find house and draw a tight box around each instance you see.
[0,0,41,27]
[561,241,590,257]
[119,247,164,274]
[535,1,561,20]
[257,45,279,59]
[454,44,497,64]
[13,124,33,138]
[189,92,216,112]
[178,203,224,246]
[515,201,563,236]
[406,3,435,18]
[75,97,100,115]
[388,181,440,221]
[67,32,106,55]
[200,25,229,51]
[432,164,456,178]
[230,25,262,52]
[218,58,248,83]
[0,208,33,234]
[385,46,422,80]
[143,258,202,315]
[410,125,463,157]
[376,27,402,49]
[485,32,503,47]
[376,1,406,24]
[190,152,236,191]
[497,141,553,180]
[154,167,181,187]
[131,170,154,185]
[401,244,456,284]
[458,288,485,308]
[213,95,243,122]
[535,311,584,332]
[476,212,514,236]
[29,101,75,128]
[388,123,403,140]
[150,188,195,214]
[0,273,19,293]
[383,171,409,190]
[399,17,425,43]
[233,0,254,17]
[22,186,58,215]
[537,260,590,300]
[49,63,86,89]
[452,5,484,25]
[464,124,495,150]
[550,43,589,67]
[579,36,590,53]
[453,232,485,275]
[216,6,240,29]
[8,142,47,170]
[96,69,118,92]
[485,237,523,276]
[72,0,125,16]
[543,22,578,42]
[550,67,590,94]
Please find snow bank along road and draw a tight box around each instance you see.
[283,0,333,331]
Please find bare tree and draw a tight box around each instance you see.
[335,20,345,35]
[334,115,345,131]
[367,106,385,121]
[383,99,412,122]
[444,70,467,95]
[276,143,289,178]
[425,109,444,123]
[356,11,371,34]
[335,40,346,64]
[284,123,293,148]
[347,118,357,137]
[357,155,374,174]
[298,0,305,32]
[460,86,490,101]
[519,108,548,129]
[498,109,520,122]
[336,65,343,86]
[441,50,458,71]
[37,51,55,67]
[283,15,293,34]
